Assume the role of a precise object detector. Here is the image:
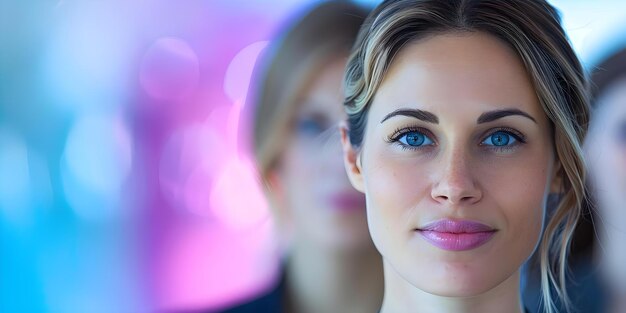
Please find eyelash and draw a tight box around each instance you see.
[385,126,527,152]
[481,127,526,153]
[386,126,434,143]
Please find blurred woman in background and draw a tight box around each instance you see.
[218,1,383,313]
[585,47,626,313]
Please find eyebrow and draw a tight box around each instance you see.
[379,107,537,125]
[380,109,439,124]
[476,109,537,124]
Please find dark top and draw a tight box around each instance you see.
[523,258,606,313]
[214,275,286,313]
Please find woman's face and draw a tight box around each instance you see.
[585,78,626,291]
[343,33,558,296]
[272,57,372,250]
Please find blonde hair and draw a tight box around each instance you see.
[343,1,589,312]
[250,1,368,179]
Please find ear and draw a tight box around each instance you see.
[549,159,563,194]
[263,169,294,250]
[339,121,365,193]
[264,169,291,226]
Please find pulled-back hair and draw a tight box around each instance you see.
[343,1,590,312]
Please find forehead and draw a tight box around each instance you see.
[370,32,541,120]
[297,56,347,117]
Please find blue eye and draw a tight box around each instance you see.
[398,131,433,147]
[482,131,517,146]
[296,118,325,137]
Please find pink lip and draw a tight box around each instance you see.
[416,219,496,251]
[328,191,366,212]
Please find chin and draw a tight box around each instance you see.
[408,261,505,297]
[419,279,496,298]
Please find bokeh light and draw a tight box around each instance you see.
[61,113,133,221]
[224,41,269,105]
[210,157,270,230]
[140,37,200,102]
[0,128,32,225]
[159,122,226,217]
[40,0,134,113]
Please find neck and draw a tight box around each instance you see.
[284,240,383,313]
[380,261,523,313]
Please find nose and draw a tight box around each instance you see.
[430,148,482,205]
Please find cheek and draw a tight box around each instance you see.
[481,158,549,209]
[279,144,319,205]
[478,155,549,251]
[362,151,432,252]
[588,131,626,211]
[596,148,626,224]
[607,147,626,189]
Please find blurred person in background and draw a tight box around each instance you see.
[585,47,626,313]
[216,1,383,313]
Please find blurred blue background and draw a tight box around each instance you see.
[0,0,625,312]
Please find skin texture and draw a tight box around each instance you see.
[341,32,559,313]
[585,78,626,298]
[268,56,383,313]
